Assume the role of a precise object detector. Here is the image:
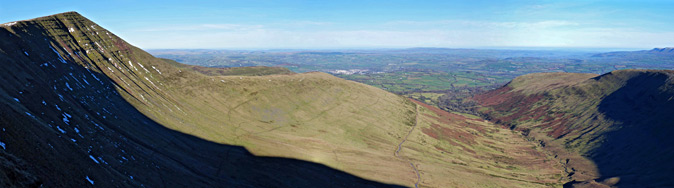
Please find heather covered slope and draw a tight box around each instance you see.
[474,70,674,187]
[1,12,566,187]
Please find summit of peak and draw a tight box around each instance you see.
[4,11,81,23]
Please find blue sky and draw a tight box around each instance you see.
[1,0,673,49]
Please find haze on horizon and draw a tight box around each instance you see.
[2,0,673,49]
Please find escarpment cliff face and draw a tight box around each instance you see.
[475,70,674,187]
[1,12,570,187]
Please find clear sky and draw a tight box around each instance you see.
[1,0,673,49]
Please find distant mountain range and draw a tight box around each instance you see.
[592,47,674,58]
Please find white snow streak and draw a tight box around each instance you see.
[85,176,94,185]
[25,112,36,119]
[65,82,73,91]
[89,155,100,164]
[56,126,66,134]
[62,112,71,125]
[49,45,68,64]
[3,22,17,27]
[151,66,162,74]
[137,63,150,73]
[128,61,138,71]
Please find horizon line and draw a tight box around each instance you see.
[144,46,654,52]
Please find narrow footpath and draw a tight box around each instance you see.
[394,103,421,188]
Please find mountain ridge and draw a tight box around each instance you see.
[474,69,674,187]
[1,11,405,187]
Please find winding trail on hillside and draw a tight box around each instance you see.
[394,103,421,188]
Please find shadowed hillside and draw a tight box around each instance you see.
[475,70,674,187]
[1,12,567,187]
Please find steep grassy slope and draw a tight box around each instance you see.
[474,70,674,187]
[1,12,566,187]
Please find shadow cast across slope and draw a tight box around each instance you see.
[590,72,674,187]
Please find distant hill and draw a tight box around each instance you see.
[160,58,294,76]
[649,47,674,54]
[591,47,674,61]
[0,12,568,187]
[474,70,674,187]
